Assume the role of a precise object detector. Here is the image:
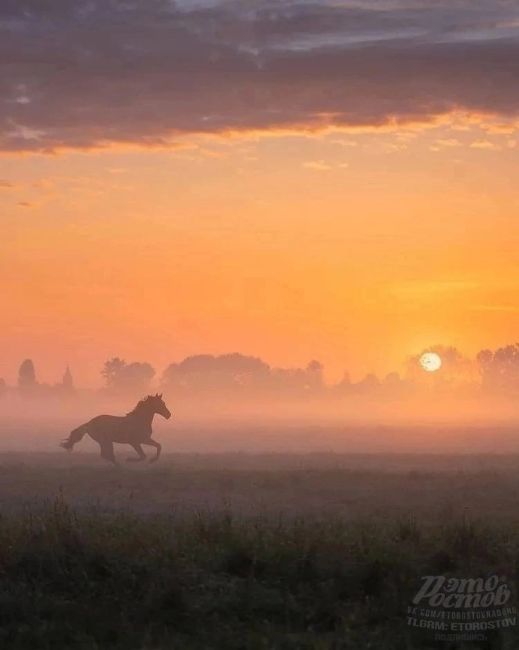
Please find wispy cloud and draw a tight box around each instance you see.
[303,160,333,171]
[435,138,463,148]
[470,140,501,150]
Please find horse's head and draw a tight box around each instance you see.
[149,393,172,419]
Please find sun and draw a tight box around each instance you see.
[419,352,442,373]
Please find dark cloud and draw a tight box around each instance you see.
[1,0,518,152]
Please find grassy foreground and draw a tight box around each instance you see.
[0,495,518,649]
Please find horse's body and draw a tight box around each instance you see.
[60,394,171,463]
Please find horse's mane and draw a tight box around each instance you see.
[126,395,154,416]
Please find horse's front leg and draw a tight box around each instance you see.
[99,441,117,464]
[144,438,162,463]
[126,443,146,462]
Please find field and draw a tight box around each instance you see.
[0,452,519,649]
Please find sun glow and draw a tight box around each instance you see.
[420,352,442,373]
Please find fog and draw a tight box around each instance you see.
[1,391,518,456]
[1,346,519,455]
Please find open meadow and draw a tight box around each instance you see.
[1,449,519,649]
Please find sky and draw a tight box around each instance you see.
[1,0,519,387]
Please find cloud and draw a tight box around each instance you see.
[435,138,463,148]
[0,1,518,153]
[303,160,332,171]
[0,179,14,188]
[470,139,501,150]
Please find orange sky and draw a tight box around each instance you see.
[1,1,519,387]
[2,116,518,387]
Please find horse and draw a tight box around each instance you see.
[60,394,171,463]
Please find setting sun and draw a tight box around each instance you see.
[419,352,443,373]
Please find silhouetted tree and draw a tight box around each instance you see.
[18,359,38,396]
[356,373,380,393]
[162,353,271,394]
[477,349,493,367]
[477,344,519,393]
[101,358,155,394]
[162,353,330,398]
[333,371,352,395]
[382,371,410,397]
[270,366,318,396]
[384,371,400,384]
[102,357,126,387]
[305,360,324,391]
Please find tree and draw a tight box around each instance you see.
[101,358,155,394]
[18,359,37,396]
[162,353,271,393]
[356,373,380,393]
[477,344,519,394]
[305,360,324,391]
[101,357,127,387]
[382,371,410,397]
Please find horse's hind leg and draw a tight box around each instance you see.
[126,444,146,462]
[99,441,116,464]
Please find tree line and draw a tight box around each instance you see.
[2,343,519,401]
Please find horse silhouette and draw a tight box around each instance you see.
[60,394,171,463]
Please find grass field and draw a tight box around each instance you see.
[1,453,519,649]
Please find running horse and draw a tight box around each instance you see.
[60,394,171,463]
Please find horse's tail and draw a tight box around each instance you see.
[60,422,90,452]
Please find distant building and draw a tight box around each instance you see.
[58,365,76,397]
[62,366,74,390]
